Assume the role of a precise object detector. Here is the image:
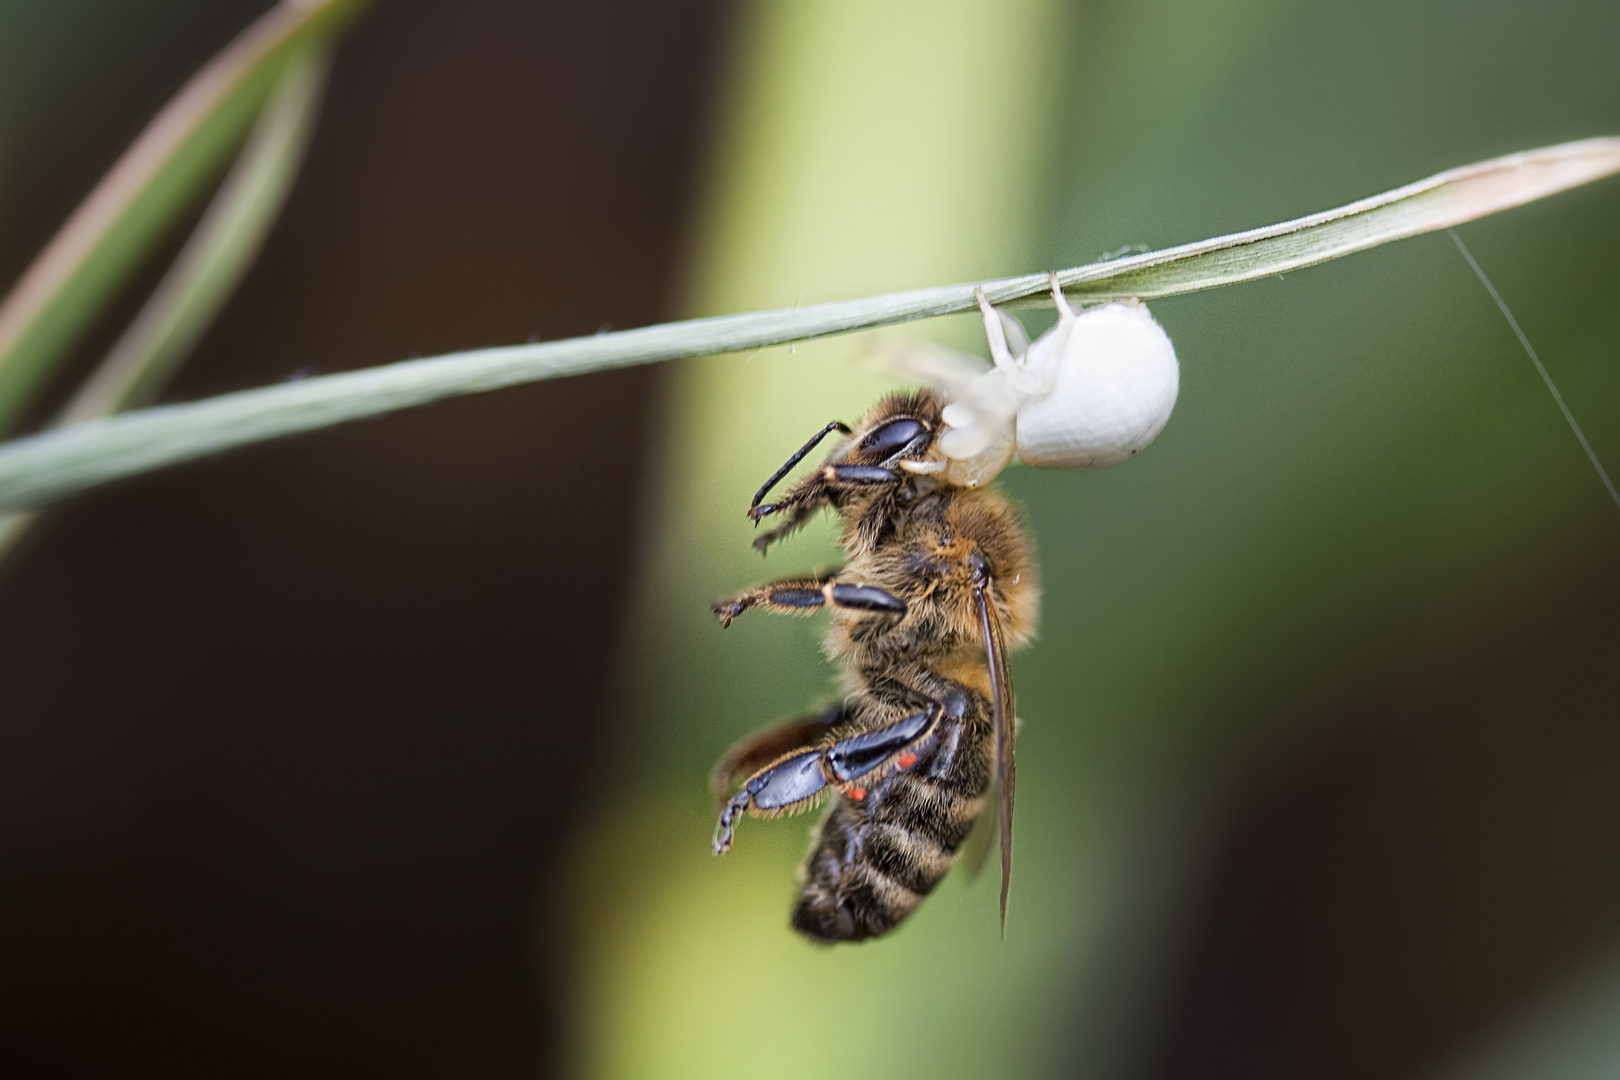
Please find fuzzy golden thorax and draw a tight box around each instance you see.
[826,482,1037,675]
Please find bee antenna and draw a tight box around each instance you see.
[749,420,852,512]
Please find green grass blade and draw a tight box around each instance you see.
[0,136,1613,515]
[60,51,330,424]
[0,0,370,436]
[0,50,331,565]
[1054,136,1620,300]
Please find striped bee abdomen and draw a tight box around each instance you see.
[792,710,992,943]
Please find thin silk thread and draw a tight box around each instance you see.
[1449,229,1620,513]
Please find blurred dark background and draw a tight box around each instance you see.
[1142,554,1620,1080]
[0,0,722,1075]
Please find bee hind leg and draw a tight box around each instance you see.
[824,703,943,789]
[712,698,946,855]
[710,707,845,801]
[714,747,830,854]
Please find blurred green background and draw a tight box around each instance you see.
[566,1,1620,1078]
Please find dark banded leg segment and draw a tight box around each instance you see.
[714,577,906,627]
[712,694,950,854]
[749,463,902,523]
[710,706,844,801]
[748,464,902,552]
[714,747,828,854]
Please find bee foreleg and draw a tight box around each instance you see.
[751,501,821,553]
[749,465,898,524]
[714,576,905,627]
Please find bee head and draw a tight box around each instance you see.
[854,415,933,464]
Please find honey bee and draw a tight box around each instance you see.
[709,388,1039,942]
[709,276,1179,941]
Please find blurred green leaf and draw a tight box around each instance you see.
[0,0,370,436]
[0,136,1612,515]
[61,50,330,424]
[0,49,330,563]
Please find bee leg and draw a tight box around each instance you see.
[748,474,828,526]
[750,464,899,522]
[714,574,830,626]
[714,577,906,627]
[829,674,978,787]
[714,748,829,854]
[751,502,821,552]
[710,706,846,800]
[825,672,975,784]
[824,706,939,788]
[714,688,964,853]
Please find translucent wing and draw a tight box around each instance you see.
[973,580,1016,934]
[956,714,1021,884]
[956,782,996,881]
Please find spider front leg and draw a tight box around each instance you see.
[713,575,906,627]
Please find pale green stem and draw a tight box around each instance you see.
[0,137,1613,517]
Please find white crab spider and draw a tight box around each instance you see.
[893,273,1180,487]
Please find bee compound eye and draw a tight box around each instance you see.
[859,417,928,461]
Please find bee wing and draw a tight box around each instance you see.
[973,580,1017,935]
[955,709,1023,883]
[957,787,996,882]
